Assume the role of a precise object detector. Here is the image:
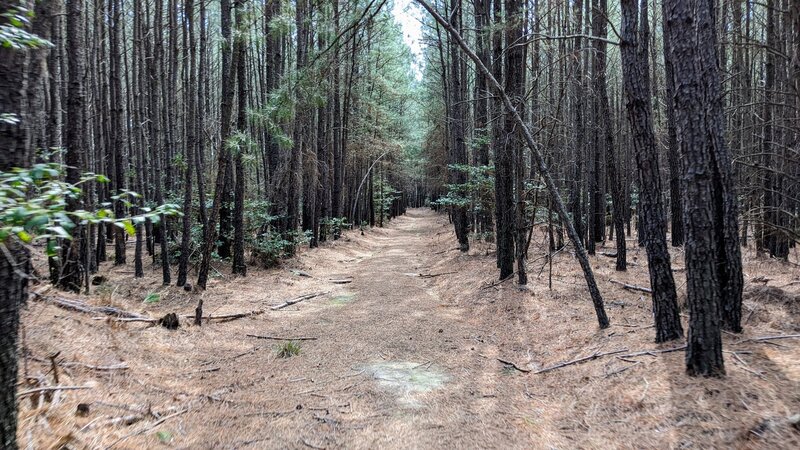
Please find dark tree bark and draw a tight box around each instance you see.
[448,0,469,252]
[232,0,247,276]
[505,0,526,284]
[661,0,683,247]
[0,2,36,444]
[59,0,87,293]
[569,0,585,250]
[474,0,492,233]
[492,0,514,279]
[110,0,126,265]
[593,0,627,271]
[178,0,197,287]
[620,0,682,343]
[664,0,743,376]
[197,0,235,290]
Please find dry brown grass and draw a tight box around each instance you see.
[17,209,800,448]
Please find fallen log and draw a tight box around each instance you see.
[609,279,652,294]
[271,292,327,311]
[32,294,150,320]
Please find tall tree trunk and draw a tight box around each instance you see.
[232,0,247,276]
[178,0,197,287]
[0,1,38,443]
[620,0,682,343]
[59,0,87,293]
[197,0,235,290]
[505,0,526,284]
[449,0,470,252]
[661,0,684,247]
[492,0,514,278]
[593,0,627,270]
[664,0,743,376]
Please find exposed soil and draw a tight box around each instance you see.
[18,208,800,448]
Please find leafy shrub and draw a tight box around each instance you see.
[321,217,348,240]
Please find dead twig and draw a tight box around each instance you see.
[246,334,318,341]
[62,362,129,371]
[182,310,264,322]
[17,385,92,397]
[106,407,190,449]
[609,279,652,294]
[301,438,327,450]
[271,292,327,310]
[604,361,641,378]
[497,358,531,373]
[737,334,800,344]
[419,271,457,278]
[618,346,686,358]
[480,273,515,290]
[533,348,628,374]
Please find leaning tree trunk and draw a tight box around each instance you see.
[415,0,610,328]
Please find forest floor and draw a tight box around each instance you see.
[17,208,800,449]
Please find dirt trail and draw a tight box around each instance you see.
[19,208,800,449]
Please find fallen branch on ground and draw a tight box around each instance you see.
[533,348,628,374]
[181,310,264,322]
[617,346,686,358]
[107,407,190,448]
[93,317,157,323]
[497,358,531,373]
[737,334,800,344]
[246,334,317,341]
[600,252,618,258]
[271,292,327,310]
[328,279,353,284]
[480,273,515,290]
[609,279,652,294]
[62,362,129,371]
[604,361,641,377]
[419,271,457,278]
[32,293,151,320]
[17,385,93,397]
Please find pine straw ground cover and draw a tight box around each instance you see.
[16,208,800,448]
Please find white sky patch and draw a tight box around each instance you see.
[392,0,425,80]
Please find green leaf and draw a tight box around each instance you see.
[144,293,160,304]
[16,230,32,243]
[116,219,135,236]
